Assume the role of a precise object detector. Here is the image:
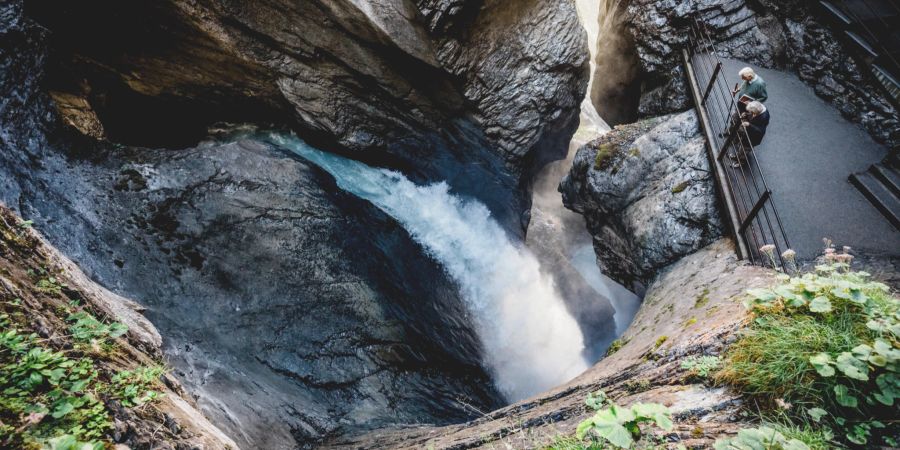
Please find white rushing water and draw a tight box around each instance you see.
[269,134,590,401]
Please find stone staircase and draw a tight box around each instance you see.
[818,0,900,108]
[850,154,900,230]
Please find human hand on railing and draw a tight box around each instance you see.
[741,121,750,128]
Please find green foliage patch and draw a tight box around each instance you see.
[717,263,899,447]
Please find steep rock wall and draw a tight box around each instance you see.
[597,0,898,146]
[25,0,589,228]
[2,2,506,448]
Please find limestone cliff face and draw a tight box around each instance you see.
[327,240,776,449]
[596,0,898,145]
[25,0,589,226]
[560,111,723,293]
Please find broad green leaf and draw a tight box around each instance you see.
[51,401,74,419]
[575,416,595,439]
[870,355,888,367]
[834,384,858,408]
[848,289,868,304]
[809,353,835,377]
[872,392,893,406]
[835,353,868,381]
[808,296,832,313]
[806,407,827,422]
[851,344,872,359]
[592,421,633,448]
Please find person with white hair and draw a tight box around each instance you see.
[741,101,770,146]
[732,67,768,113]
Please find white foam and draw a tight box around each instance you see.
[271,134,589,401]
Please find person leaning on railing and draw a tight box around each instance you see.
[732,67,768,113]
[741,101,770,147]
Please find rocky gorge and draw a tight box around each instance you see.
[1,0,898,449]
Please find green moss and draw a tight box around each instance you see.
[593,143,618,171]
[623,378,651,393]
[671,181,691,194]
[654,335,668,349]
[684,317,697,328]
[694,288,710,308]
[628,147,641,157]
[605,338,628,356]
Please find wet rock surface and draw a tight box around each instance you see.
[2,136,505,449]
[24,0,589,228]
[617,0,898,145]
[560,111,722,293]
[3,4,506,449]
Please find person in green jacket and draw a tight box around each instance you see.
[732,67,768,113]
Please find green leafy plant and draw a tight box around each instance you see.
[0,327,111,447]
[67,311,128,344]
[36,277,66,296]
[714,426,810,450]
[573,391,674,448]
[718,263,899,447]
[680,355,721,379]
[109,365,166,407]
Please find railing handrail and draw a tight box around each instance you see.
[683,18,793,270]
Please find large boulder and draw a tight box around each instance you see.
[560,111,723,293]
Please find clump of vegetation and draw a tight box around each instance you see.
[671,181,691,194]
[653,335,668,349]
[606,338,627,356]
[568,391,674,449]
[716,262,899,447]
[694,288,710,308]
[623,378,651,394]
[713,426,813,450]
[0,320,113,447]
[0,213,168,448]
[67,311,128,345]
[680,355,721,379]
[593,143,619,171]
[109,365,165,407]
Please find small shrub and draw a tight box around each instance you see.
[654,335,668,349]
[67,311,128,344]
[606,338,626,356]
[0,327,111,447]
[680,355,721,379]
[109,365,166,407]
[574,391,674,449]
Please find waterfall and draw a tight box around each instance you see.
[268,134,590,401]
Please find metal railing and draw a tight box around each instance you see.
[682,19,792,270]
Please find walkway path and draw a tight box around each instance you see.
[716,58,900,259]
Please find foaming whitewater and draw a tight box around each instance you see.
[268,134,589,401]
